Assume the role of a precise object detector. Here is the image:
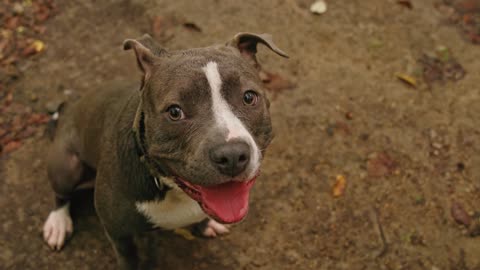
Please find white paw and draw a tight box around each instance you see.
[42,204,73,251]
[202,219,230,238]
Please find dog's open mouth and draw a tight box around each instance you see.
[174,177,256,224]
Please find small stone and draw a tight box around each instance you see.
[63,89,75,96]
[310,0,327,14]
[12,3,24,15]
[432,142,443,149]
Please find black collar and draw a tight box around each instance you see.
[132,105,166,192]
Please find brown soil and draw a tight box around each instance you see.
[1,0,480,269]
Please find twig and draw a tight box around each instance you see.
[371,206,388,258]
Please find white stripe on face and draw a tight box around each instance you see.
[202,61,260,179]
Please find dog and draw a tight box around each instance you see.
[42,32,288,269]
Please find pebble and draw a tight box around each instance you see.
[12,3,24,15]
[310,0,327,14]
[432,142,443,149]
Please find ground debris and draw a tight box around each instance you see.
[310,0,327,15]
[367,152,397,177]
[0,0,57,85]
[332,174,346,197]
[468,218,480,237]
[451,201,471,227]
[182,22,202,32]
[0,0,57,155]
[439,0,480,44]
[173,228,196,240]
[418,47,466,87]
[371,207,388,258]
[151,15,176,42]
[396,0,413,9]
[260,70,296,93]
[395,73,417,88]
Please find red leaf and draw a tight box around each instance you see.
[2,140,22,154]
[27,113,50,125]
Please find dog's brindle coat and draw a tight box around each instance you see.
[42,33,287,269]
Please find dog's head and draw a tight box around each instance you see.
[124,33,288,223]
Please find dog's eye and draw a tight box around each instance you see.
[166,105,184,121]
[243,90,258,106]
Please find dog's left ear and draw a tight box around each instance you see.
[123,35,160,88]
[227,32,288,69]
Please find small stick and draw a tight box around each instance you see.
[371,206,388,258]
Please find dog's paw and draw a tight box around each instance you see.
[42,205,73,251]
[202,219,230,238]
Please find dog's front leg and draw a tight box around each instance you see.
[105,232,139,270]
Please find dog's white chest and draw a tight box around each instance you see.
[135,188,206,230]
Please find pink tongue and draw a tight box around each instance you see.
[198,180,255,224]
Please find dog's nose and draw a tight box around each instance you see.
[209,141,250,177]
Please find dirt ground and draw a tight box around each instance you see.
[1,0,480,269]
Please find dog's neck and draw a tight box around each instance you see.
[132,97,167,191]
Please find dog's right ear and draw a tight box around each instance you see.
[123,35,160,88]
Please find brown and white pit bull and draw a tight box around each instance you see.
[42,32,288,269]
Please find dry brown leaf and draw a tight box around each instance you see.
[2,140,22,154]
[396,0,413,9]
[260,70,295,92]
[451,201,471,226]
[367,152,397,177]
[332,174,346,197]
[174,228,196,240]
[182,22,202,32]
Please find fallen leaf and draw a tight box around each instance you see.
[443,0,480,45]
[455,0,480,14]
[260,70,295,92]
[396,0,413,9]
[151,15,175,41]
[2,140,22,154]
[174,228,196,240]
[436,45,450,62]
[451,201,471,226]
[182,22,202,32]
[332,174,346,197]
[5,16,21,30]
[21,40,45,56]
[419,50,466,86]
[310,0,327,15]
[32,40,46,52]
[367,152,397,177]
[34,4,51,22]
[27,113,50,125]
[395,73,417,88]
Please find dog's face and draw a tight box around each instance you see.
[124,33,288,223]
